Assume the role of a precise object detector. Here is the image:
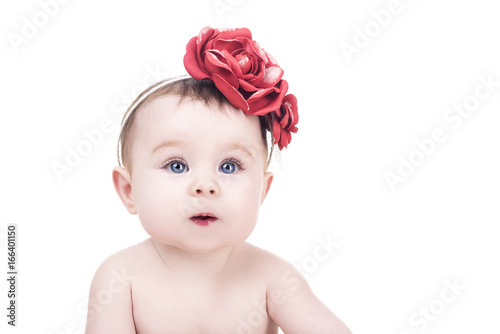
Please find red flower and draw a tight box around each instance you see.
[271,93,299,150]
[183,26,298,150]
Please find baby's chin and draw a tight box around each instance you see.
[151,235,249,255]
[143,221,256,254]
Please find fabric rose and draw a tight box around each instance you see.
[271,94,298,150]
[183,26,298,150]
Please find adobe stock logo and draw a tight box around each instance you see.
[51,65,171,182]
[397,278,466,334]
[46,268,135,334]
[7,0,72,54]
[236,235,340,334]
[384,74,499,191]
[212,0,244,20]
[339,0,416,63]
[84,268,135,323]
[295,235,340,279]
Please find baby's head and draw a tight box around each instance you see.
[118,77,273,174]
[113,78,274,253]
[112,26,298,253]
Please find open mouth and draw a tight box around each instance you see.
[189,213,218,226]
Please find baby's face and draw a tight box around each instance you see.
[123,96,272,253]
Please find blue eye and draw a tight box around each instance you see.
[220,159,243,174]
[166,161,188,173]
[221,162,236,174]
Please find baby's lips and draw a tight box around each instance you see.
[189,213,219,226]
[190,212,218,220]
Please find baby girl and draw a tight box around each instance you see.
[85,27,351,334]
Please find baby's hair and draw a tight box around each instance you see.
[117,77,274,172]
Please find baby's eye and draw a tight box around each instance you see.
[164,160,188,173]
[220,159,243,174]
[220,162,236,174]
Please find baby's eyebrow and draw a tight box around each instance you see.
[152,140,256,158]
[152,139,187,154]
[224,143,254,158]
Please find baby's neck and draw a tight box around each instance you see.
[151,239,239,279]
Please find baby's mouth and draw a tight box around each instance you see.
[189,214,218,226]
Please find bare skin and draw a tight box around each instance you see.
[85,96,351,334]
[86,239,350,334]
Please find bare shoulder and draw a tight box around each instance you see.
[88,238,154,302]
[93,238,153,275]
[88,238,158,301]
[237,242,290,268]
[239,243,352,334]
[237,242,303,286]
[85,239,153,333]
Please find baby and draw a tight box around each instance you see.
[85,27,351,334]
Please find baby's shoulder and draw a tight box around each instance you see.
[92,238,154,279]
[237,242,299,279]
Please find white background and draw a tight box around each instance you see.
[1,0,499,333]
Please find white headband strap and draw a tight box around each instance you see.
[117,74,191,166]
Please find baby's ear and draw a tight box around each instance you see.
[112,166,137,214]
[260,171,274,205]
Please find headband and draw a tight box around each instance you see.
[117,75,190,167]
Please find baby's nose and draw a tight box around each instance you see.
[192,180,219,197]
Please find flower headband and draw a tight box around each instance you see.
[183,27,298,150]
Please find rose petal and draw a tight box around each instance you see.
[184,37,210,80]
[279,129,291,149]
[278,131,287,150]
[272,120,281,145]
[222,50,244,78]
[239,39,267,79]
[203,51,239,88]
[247,85,279,101]
[216,27,252,40]
[247,89,280,115]
[263,48,279,66]
[214,39,244,55]
[279,110,290,128]
[238,79,258,93]
[235,52,252,73]
[285,130,292,145]
[259,66,284,88]
[250,40,268,64]
[196,27,215,67]
[197,26,215,45]
[248,80,289,115]
[212,73,249,111]
[281,94,299,130]
[274,105,282,118]
[283,94,298,114]
[242,59,263,84]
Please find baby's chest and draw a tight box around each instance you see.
[131,278,277,334]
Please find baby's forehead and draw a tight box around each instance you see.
[139,94,228,119]
[137,94,253,126]
[135,95,263,144]
[125,94,269,167]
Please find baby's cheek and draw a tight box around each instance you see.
[226,180,261,220]
[137,207,178,245]
[135,184,179,240]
